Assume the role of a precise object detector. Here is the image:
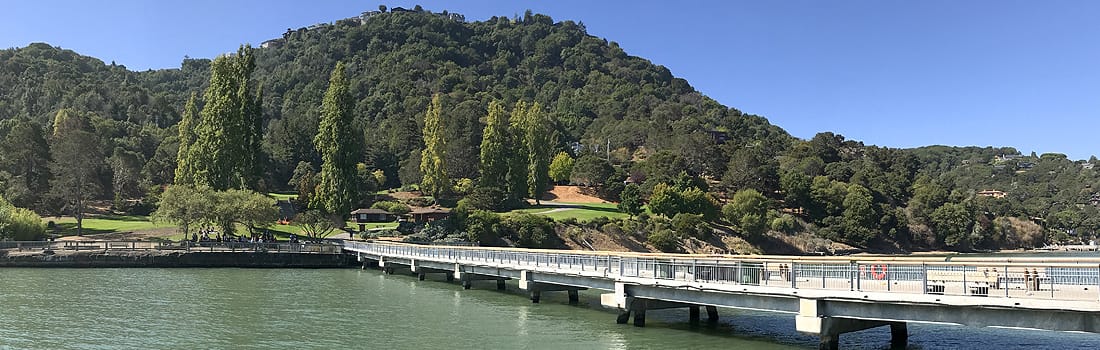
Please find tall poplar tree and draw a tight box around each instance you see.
[173,93,199,185]
[478,100,508,188]
[184,45,261,190]
[524,102,552,204]
[419,94,449,198]
[506,101,529,202]
[313,62,359,216]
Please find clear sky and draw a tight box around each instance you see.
[2,1,1098,159]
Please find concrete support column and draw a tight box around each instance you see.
[633,307,647,327]
[819,334,839,350]
[568,289,579,304]
[418,273,426,281]
[706,305,719,323]
[462,280,472,289]
[890,322,908,349]
[616,311,631,324]
[497,279,506,290]
[530,290,542,304]
[689,306,700,325]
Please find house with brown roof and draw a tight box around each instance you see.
[409,207,451,223]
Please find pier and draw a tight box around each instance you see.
[344,241,1100,350]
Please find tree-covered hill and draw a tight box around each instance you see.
[0,7,1096,252]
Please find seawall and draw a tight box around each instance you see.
[0,249,351,268]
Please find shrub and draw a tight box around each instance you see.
[462,186,509,211]
[587,216,611,229]
[371,201,411,215]
[452,178,475,196]
[0,196,46,241]
[672,213,708,239]
[647,228,680,253]
[402,196,435,208]
[464,210,502,245]
[504,213,555,248]
[771,214,800,234]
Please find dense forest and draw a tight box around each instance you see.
[0,6,1097,252]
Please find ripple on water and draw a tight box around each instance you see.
[1,268,1099,349]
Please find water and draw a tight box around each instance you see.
[1,268,1099,349]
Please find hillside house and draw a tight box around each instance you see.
[977,190,1007,199]
[409,207,451,223]
[351,208,395,223]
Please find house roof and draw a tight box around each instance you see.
[351,208,392,215]
[410,207,451,215]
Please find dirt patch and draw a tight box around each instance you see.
[58,227,177,241]
[384,191,423,200]
[542,186,608,204]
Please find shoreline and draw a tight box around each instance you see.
[0,249,352,268]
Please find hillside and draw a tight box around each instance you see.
[1,7,1097,253]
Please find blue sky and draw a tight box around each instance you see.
[2,1,1098,159]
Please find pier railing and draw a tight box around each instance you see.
[345,241,1100,302]
[0,240,343,254]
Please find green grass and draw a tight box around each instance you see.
[507,202,628,222]
[267,192,298,201]
[47,215,172,236]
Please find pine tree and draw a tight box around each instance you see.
[313,62,359,216]
[524,102,552,204]
[478,100,509,188]
[173,93,199,185]
[506,101,529,202]
[420,94,449,198]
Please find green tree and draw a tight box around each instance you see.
[570,154,613,187]
[647,183,682,218]
[152,184,215,240]
[908,177,947,225]
[618,183,644,217]
[0,118,51,209]
[524,103,553,204]
[809,176,847,220]
[420,94,449,198]
[505,101,529,202]
[312,62,360,216]
[174,93,199,185]
[548,151,574,184]
[235,190,278,237]
[48,109,103,236]
[723,188,770,238]
[779,170,811,210]
[183,46,261,190]
[289,161,317,206]
[931,202,974,248]
[296,209,338,242]
[841,183,877,245]
[478,100,509,188]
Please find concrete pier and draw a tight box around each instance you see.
[346,240,1100,349]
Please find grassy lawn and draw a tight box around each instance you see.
[509,202,628,222]
[48,215,172,236]
[267,192,297,201]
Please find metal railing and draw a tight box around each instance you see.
[345,241,1100,302]
[0,240,343,254]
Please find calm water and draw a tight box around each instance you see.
[1,267,1099,350]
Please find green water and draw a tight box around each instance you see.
[2,268,1099,349]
